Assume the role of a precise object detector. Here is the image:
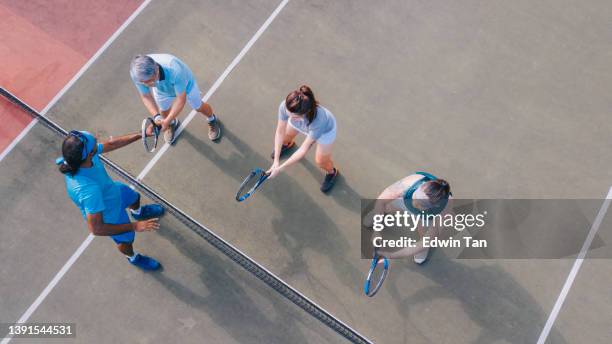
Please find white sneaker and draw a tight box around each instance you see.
[163,119,180,144]
[414,247,430,265]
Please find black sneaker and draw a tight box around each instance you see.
[320,168,339,193]
[270,141,296,159]
[208,116,221,141]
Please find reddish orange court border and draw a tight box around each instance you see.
[0,0,143,154]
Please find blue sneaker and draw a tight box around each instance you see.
[128,254,161,271]
[131,204,164,220]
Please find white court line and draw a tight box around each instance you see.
[1,1,289,343]
[0,1,153,343]
[0,0,153,164]
[536,186,612,344]
[0,120,38,162]
[138,0,291,180]
[0,235,95,344]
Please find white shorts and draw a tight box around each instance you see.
[153,83,203,112]
[288,116,337,145]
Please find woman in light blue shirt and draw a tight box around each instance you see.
[268,85,339,192]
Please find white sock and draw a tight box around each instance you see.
[131,207,142,215]
[127,253,139,262]
[207,114,216,123]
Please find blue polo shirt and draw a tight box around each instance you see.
[63,144,124,224]
[131,54,196,97]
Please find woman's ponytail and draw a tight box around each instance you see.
[285,85,319,124]
[423,179,451,204]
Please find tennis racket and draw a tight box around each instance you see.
[236,168,269,202]
[363,250,389,297]
[141,117,160,152]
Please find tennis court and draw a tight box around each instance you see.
[1,0,611,343]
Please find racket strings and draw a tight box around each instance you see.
[236,169,267,201]
[243,172,263,190]
[142,118,158,152]
[364,254,388,297]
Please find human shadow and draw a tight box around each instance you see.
[150,217,316,344]
[385,251,568,344]
[180,128,364,295]
[451,199,604,259]
[301,158,364,215]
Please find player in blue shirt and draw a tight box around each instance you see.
[58,130,164,270]
[130,54,221,143]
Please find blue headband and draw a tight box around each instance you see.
[56,131,96,166]
[68,130,96,160]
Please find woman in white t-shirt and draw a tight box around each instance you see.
[267,85,339,193]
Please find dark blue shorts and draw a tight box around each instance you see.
[110,183,140,244]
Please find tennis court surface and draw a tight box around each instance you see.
[1,1,611,343]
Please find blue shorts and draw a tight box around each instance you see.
[110,183,140,244]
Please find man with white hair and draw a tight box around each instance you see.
[130,54,221,143]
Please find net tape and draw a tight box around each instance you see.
[0,87,371,344]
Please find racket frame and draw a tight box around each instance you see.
[236,168,269,202]
[142,117,159,152]
[363,251,389,297]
